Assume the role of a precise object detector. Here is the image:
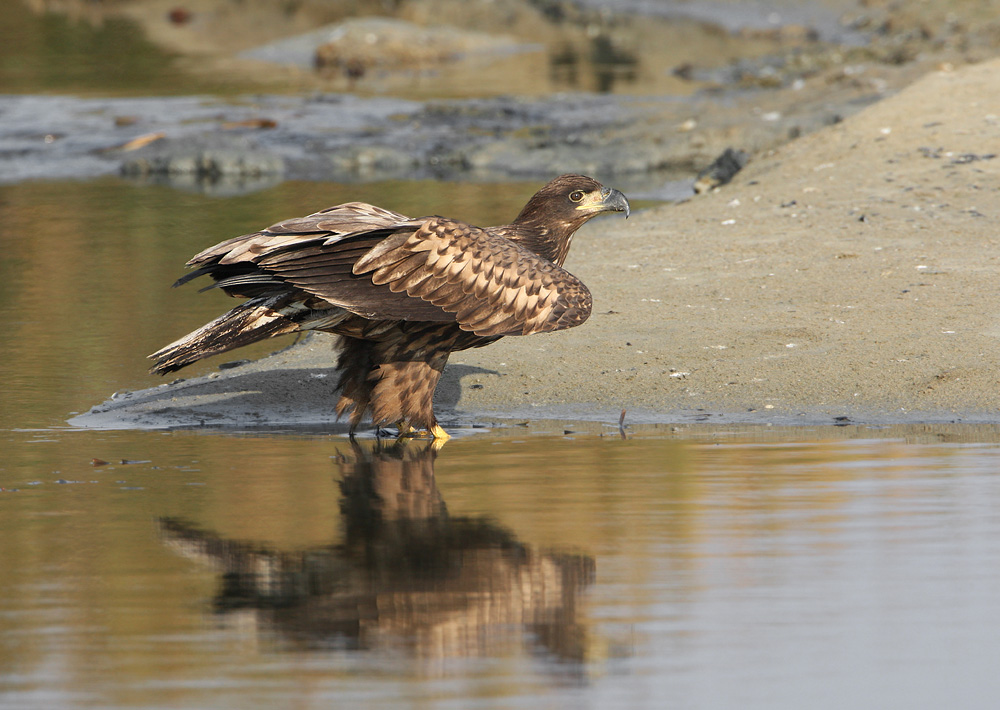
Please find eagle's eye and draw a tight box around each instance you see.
[569,190,586,203]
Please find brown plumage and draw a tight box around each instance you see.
[149,174,630,438]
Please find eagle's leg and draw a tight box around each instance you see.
[334,336,375,433]
[335,327,454,438]
[369,332,452,437]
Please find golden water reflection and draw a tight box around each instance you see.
[158,439,595,664]
[4,428,1000,707]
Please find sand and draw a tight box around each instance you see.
[72,58,1000,431]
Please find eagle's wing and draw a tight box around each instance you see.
[173,202,427,301]
[186,202,417,268]
[261,216,593,337]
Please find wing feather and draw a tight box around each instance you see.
[352,217,592,336]
[371,252,426,285]
[187,201,419,267]
[355,231,415,273]
[472,271,494,300]
[456,300,492,323]
[391,267,435,294]
[178,206,592,337]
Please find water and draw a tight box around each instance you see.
[3,175,1000,708]
[4,426,1000,709]
[0,3,239,97]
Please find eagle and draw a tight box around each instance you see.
[149,174,630,439]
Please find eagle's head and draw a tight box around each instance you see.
[512,174,630,265]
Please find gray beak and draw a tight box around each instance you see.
[601,187,631,218]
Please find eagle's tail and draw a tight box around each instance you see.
[149,294,301,375]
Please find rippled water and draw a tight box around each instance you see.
[4,426,1000,709]
[3,177,1000,709]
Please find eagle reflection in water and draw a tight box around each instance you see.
[158,441,595,665]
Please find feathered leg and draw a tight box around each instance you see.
[369,357,449,435]
[333,325,454,439]
[334,336,376,434]
[371,324,454,437]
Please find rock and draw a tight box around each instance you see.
[314,18,518,73]
[693,148,750,194]
[120,135,285,179]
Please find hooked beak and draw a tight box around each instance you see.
[575,185,631,219]
[600,187,630,218]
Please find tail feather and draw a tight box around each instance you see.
[149,295,300,375]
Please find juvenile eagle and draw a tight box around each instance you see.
[150,174,630,439]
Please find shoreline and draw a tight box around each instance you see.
[71,58,1000,433]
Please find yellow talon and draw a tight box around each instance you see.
[430,424,451,441]
[393,422,450,443]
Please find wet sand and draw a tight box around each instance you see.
[73,57,1000,431]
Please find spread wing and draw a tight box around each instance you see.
[178,205,592,338]
[349,217,592,337]
[174,202,436,319]
[184,202,417,268]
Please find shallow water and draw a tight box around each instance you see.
[0,3,237,97]
[5,427,1000,709]
[3,178,1000,709]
